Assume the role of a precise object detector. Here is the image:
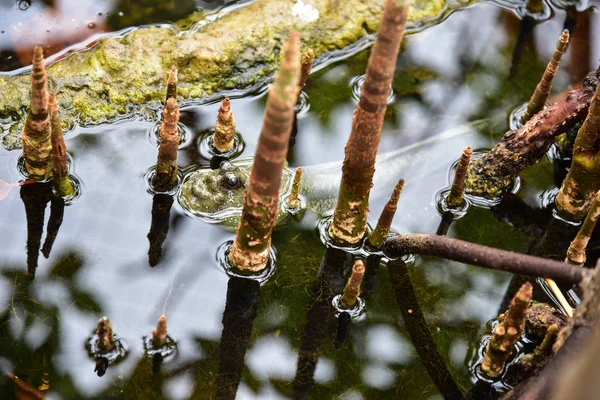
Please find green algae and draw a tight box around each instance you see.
[0,0,479,150]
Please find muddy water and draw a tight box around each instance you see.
[0,1,598,399]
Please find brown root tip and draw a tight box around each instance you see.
[168,66,178,83]
[48,93,58,113]
[33,45,44,58]
[299,48,315,88]
[446,146,473,208]
[392,179,405,200]
[340,259,365,309]
[367,178,405,249]
[288,167,303,208]
[221,97,231,111]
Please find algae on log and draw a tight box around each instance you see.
[0,0,479,150]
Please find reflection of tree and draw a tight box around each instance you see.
[0,249,103,399]
[107,0,196,31]
[0,270,65,399]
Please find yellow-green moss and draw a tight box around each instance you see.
[0,0,479,149]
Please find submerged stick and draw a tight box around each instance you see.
[340,259,365,309]
[465,68,600,199]
[213,98,236,153]
[49,93,74,197]
[481,283,532,377]
[228,32,300,272]
[446,146,472,208]
[329,0,410,246]
[152,98,180,191]
[565,191,600,265]
[383,233,589,285]
[555,79,600,220]
[22,45,53,180]
[366,178,404,249]
[521,30,570,124]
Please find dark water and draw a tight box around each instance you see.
[0,1,599,399]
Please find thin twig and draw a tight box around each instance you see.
[383,233,589,285]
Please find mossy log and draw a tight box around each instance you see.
[0,0,479,150]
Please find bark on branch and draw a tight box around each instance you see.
[383,233,590,285]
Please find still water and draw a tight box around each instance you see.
[0,1,598,399]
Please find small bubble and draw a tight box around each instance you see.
[88,22,96,29]
[17,0,31,11]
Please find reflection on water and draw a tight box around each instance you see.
[0,1,599,399]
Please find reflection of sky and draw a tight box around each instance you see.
[0,1,598,398]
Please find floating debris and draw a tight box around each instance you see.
[228,31,300,272]
[21,45,52,181]
[329,0,410,246]
[152,98,180,192]
[565,191,600,265]
[481,282,532,377]
[521,30,570,124]
[367,178,404,250]
[48,93,74,197]
[555,78,600,220]
[213,98,236,153]
[446,146,472,208]
[288,168,302,209]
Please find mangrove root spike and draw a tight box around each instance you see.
[329,0,410,246]
[213,98,236,153]
[228,31,300,272]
